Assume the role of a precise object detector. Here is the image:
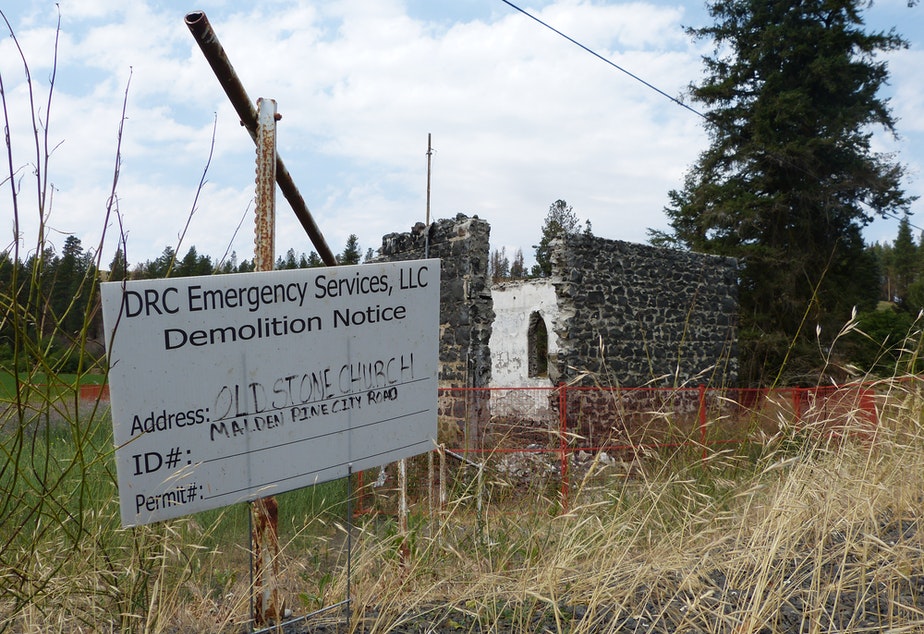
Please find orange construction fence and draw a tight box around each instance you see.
[437,383,882,511]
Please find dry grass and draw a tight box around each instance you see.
[5,380,924,633]
[306,382,924,633]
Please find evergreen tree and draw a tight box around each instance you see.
[339,234,362,265]
[108,247,128,282]
[510,248,526,279]
[868,241,893,302]
[490,247,511,283]
[53,236,84,334]
[216,251,238,275]
[532,200,584,278]
[0,252,16,364]
[174,246,213,277]
[137,247,177,279]
[652,0,913,385]
[902,228,924,312]
[18,247,58,339]
[277,248,299,270]
[0,252,13,290]
[892,216,917,306]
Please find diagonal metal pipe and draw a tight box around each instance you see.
[184,10,337,266]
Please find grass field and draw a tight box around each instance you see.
[0,371,106,399]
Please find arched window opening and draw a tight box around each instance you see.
[527,311,549,378]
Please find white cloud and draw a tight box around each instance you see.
[2,0,922,268]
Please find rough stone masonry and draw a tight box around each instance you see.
[375,217,738,390]
[549,233,738,387]
[374,216,738,445]
[374,213,494,390]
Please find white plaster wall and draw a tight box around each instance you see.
[489,280,562,422]
[490,279,561,388]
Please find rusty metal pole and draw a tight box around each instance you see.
[184,11,337,266]
[254,98,277,270]
[252,97,282,627]
[398,458,408,535]
[425,133,432,227]
[427,449,434,526]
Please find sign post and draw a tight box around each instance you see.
[252,96,281,625]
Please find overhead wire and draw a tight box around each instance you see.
[498,0,706,121]
[497,0,920,233]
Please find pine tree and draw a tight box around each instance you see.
[339,235,362,265]
[175,246,213,277]
[532,200,584,278]
[490,248,511,283]
[53,236,89,334]
[277,248,299,270]
[892,216,917,307]
[510,249,527,279]
[108,247,128,281]
[138,247,177,279]
[652,0,913,385]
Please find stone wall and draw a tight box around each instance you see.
[374,218,736,443]
[550,234,738,387]
[375,214,494,390]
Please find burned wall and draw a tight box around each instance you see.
[490,279,561,388]
[489,280,562,421]
[551,234,738,387]
[375,214,494,389]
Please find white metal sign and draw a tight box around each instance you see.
[101,261,439,527]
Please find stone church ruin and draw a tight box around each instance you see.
[374,214,738,443]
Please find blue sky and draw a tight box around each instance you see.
[2,0,921,270]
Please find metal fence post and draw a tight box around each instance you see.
[559,385,569,513]
[698,384,708,463]
[439,443,447,510]
[398,457,409,563]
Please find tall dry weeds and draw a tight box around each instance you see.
[310,379,924,634]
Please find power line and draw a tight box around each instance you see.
[498,0,918,237]
[497,0,706,120]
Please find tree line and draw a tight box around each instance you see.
[490,199,592,283]
[109,233,369,281]
[0,234,368,373]
[2,200,918,382]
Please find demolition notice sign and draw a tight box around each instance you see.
[100,261,439,527]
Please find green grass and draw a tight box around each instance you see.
[0,390,359,632]
[0,371,106,399]
[192,479,350,550]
